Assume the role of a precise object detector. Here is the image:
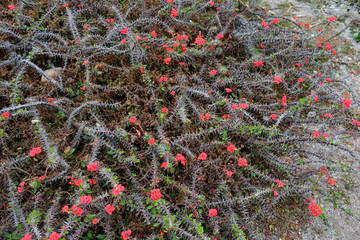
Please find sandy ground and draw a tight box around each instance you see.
[261,0,360,239]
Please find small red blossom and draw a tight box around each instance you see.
[260,44,264,48]
[121,38,126,44]
[274,190,278,196]
[80,195,92,204]
[227,143,236,153]
[198,152,207,161]
[74,179,83,186]
[148,138,155,145]
[105,204,115,215]
[332,50,337,55]
[161,162,168,168]
[312,131,321,138]
[21,234,32,240]
[323,132,329,138]
[129,116,137,123]
[93,218,99,224]
[64,4,69,7]
[226,171,233,177]
[210,70,217,76]
[171,8,179,18]
[296,63,301,67]
[209,208,218,217]
[151,31,157,38]
[200,112,210,121]
[342,98,351,108]
[48,232,61,240]
[83,60,89,65]
[274,76,282,84]
[175,153,186,165]
[209,1,215,6]
[18,187,23,193]
[275,179,284,187]
[325,43,332,50]
[107,18,114,23]
[121,230,132,240]
[121,28,128,34]
[270,114,277,120]
[281,96,287,107]
[62,205,69,213]
[326,78,332,83]
[328,16,337,22]
[139,66,144,73]
[327,177,336,185]
[254,61,264,67]
[239,103,249,109]
[272,19,280,24]
[164,58,171,65]
[195,37,206,45]
[161,108,168,113]
[217,34,224,39]
[2,112,10,118]
[170,91,175,95]
[38,175,45,182]
[261,21,269,28]
[238,158,247,166]
[112,184,125,196]
[151,188,162,201]
[87,162,98,171]
[324,113,333,118]
[8,5,15,10]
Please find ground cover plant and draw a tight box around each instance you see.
[0,0,359,239]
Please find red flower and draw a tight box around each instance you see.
[231,104,238,110]
[151,31,157,38]
[62,205,69,213]
[80,195,92,204]
[195,37,206,45]
[272,19,280,24]
[2,112,10,118]
[8,5,15,10]
[38,175,45,181]
[270,114,277,120]
[274,190,278,196]
[18,187,23,193]
[48,232,61,240]
[217,34,224,39]
[87,162,98,171]
[105,204,115,215]
[139,66,143,73]
[209,1,215,6]
[64,4,69,7]
[312,131,321,138]
[121,39,126,44]
[19,181,25,186]
[238,158,247,166]
[254,61,264,67]
[297,22,302,25]
[161,162,168,168]
[175,154,186,165]
[121,230,132,240]
[112,184,125,196]
[198,152,207,161]
[121,28,128,34]
[261,21,269,28]
[325,43,332,50]
[170,91,175,95]
[328,16,337,22]
[21,234,32,240]
[107,18,113,23]
[275,179,284,187]
[239,103,249,109]
[323,132,329,138]
[324,113,333,118]
[281,96,287,107]
[226,171,233,177]
[274,76,282,84]
[74,179,83,186]
[227,143,235,153]
[83,60,89,65]
[316,42,322,47]
[148,138,155,145]
[164,58,171,65]
[332,50,337,55]
[89,179,96,185]
[209,208,218,217]
[296,63,301,67]
[210,70,217,76]
[93,218,99,224]
[83,24,88,31]
[171,8,179,18]
[129,116,137,123]
[161,108,168,113]
[179,62,185,66]
[326,78,332,83]
[327,177,336,185]
[151,188,162,201]
[260,44,264,48]
[342,98,351,108]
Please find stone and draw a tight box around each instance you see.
[41,67,63,83]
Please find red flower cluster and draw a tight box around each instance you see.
[48,232,61,240]
[281,96,287,106]
[200,112,210,121]
[225,88,232,93]
[253,61,264,67]
[198,152,207,161]
[171,8,178,18]
[217,34,224,39]
[210,70,217,75]
[238,158,247,166]
[327,16,337,22]
[261,21,269,28]
[62,205,69,213]
[72,205,84,216]
[107,18,113,23]
[161,107,169,113]
[272,19,280,24]
[129,116,137,123]
[105,204,115,215]
[312,131,321,138]
[161,162,168,168]
[87,162,98,171]
[194,37,206,45]
[327,177,336,185]
[21,234,32,240]
[29,147,42,157]
[270,114,277,120]
[275,179,284,187]
[164,58,171,65]
[342,98,351,108]
[121,229,132,240]
[151,31,157,38]
[352,120,360,127]
[112,184,125,196]
[324,113,333,118]
[2,112,9,118]
[8,5,15,10]
[80,195,92,204]
[175,153,186,165]
[159,76,168,82]
[239,103,249,109]
[148,138,155,145]
[121,28,128,34]
[151,188,162,201]
[274,76,282,84]
[209,208,218,217]
[227,143,235,153]
[308,202,322,217]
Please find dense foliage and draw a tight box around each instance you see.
[0,0,359,239]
